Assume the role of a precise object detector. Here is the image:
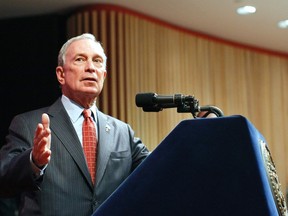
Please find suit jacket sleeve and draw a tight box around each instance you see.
[128,124,150,171]
[0,111,43,197]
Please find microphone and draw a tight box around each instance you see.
[135,92,196,112]
[135,92,224,117]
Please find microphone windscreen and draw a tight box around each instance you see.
[135,93,155,107]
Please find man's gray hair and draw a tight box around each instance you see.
[57,33,107,69]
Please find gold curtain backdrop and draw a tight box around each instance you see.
[67,4,288,193]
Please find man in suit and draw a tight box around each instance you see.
[0,33,150,215]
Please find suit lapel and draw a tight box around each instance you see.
[47,99,93,189]
[95,110,114,187]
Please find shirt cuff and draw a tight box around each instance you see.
[30,151,47,178]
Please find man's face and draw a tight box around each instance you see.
[56,39,107,102]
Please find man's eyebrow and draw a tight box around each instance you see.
[94,54,104,59]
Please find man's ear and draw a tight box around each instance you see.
[56,66,65,84]
[103,70,107,79]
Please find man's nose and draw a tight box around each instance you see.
[85,60,96,72]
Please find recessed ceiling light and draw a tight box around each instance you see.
[236,6,256,15]
[278,20,288,29]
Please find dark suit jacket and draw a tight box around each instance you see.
[0,98,150,216]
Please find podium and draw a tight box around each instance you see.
[92,115,287,216]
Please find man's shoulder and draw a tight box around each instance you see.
[97,110,128,127]
[13,98,61,121]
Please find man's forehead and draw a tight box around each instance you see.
[67,39,104,56]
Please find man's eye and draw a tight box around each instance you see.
[76,57,85,62]
[94,58,103,63]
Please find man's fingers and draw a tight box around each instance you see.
[32,113,52,167]
[42,113,50,129]
[34,124,50,148]
[32,137,51,167]
[36,136,50,151]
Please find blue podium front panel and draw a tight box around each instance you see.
[93,115,286,216]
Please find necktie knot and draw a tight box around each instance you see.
[83,109,92,119]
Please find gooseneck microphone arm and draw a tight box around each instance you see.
[135,92,224,118]
[197,105,224,118]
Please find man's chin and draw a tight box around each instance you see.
[82,88,100,96]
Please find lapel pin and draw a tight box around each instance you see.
[105,125,111,132]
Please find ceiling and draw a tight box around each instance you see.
[1,0,288,56]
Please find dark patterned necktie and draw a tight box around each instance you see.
[82,109,97,184]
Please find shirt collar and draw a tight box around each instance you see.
[61,95,97,123]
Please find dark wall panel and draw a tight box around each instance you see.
[0,14,67,146]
